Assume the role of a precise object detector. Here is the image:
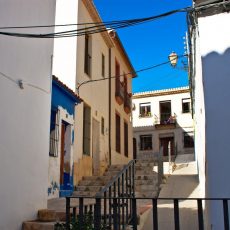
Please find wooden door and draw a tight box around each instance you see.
[160,137,174,156]
[60,122,65,185]
[92,119,100,176]
[133,138,137,159]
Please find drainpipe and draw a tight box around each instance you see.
[108,47,112,165]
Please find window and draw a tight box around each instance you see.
[101,117,104,135]
[140,135,152,150]
[84,34,92,77]
[116,113,121,153]
[139,103,151,117]
[49,109,59,157]
[83,104,91,155]
[115,60,121,90]
[102,53,105,77]
[184,132,194,148]
[182,98,191,113]
[124,121,128,157]
[160,101,171,123]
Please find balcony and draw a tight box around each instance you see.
[124,91,132,114]
[155,113,177,130]
[115,80,124,105]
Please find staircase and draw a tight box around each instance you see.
[135,160,159,198]
[22,162,161,229]
[73,164,125,197]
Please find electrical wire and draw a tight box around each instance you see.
[0,7,192,38]
[77,54,187,95]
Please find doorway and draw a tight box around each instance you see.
[160,137,174,157]
[92,118,100,176]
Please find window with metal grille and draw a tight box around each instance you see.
[49,109,59,157]
[124,121,128,157]
[140,135,152,150]
[184,132,194,148]
[116,113,121,153]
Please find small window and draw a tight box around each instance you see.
[102,54,105,77]
[140,135,152,150]
[182,98,190,113]
[49,109,59,157]
[184,132,194,148]
[124,121,128,157]
[116,113,121,153]
[139,103,151,117]
[84,34,92,77]
[101,117,104,135]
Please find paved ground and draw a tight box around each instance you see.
[140,154,202,230]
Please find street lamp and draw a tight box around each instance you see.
[168,51,178,67]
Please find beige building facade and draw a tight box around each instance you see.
[74,0,135,185]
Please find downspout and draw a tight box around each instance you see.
[108,47,112,165]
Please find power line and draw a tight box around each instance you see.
[0,7,191,38]
[77,54,187,95]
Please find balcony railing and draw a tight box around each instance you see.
[124,91,132,114]
[115,80,124,105]
[154,114,177,129]
[64,197,230,230]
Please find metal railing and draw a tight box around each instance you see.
[65,160,135,230]
[65,197,230,230]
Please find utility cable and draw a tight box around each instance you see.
[76,54,187,95]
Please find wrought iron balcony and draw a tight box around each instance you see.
[124,91,132,114]
[154,113,177,129]
[115,80,124,105]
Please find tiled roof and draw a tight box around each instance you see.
[133,86,190,99]
[52,75,83,102]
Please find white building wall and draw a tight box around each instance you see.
[133,88,194,158]
[195,12,230,229]
[0,1,55,229]
[52,0,79,91]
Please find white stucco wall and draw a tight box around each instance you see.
[132,88,194,157]
[52,0,78,91]
[0,1,55,229]
[196,12,230,229]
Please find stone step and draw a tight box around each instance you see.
[107,164,125,171]
[104,170,121,176]
[75,185,102,192]
[135,184,158,191]
[135,162,156,167]
[82,175,115,181]
[78,179,106,186]
[135,170,157,176]
[135,173,158,180]
[73,190,98,197]
[135,191,158,198]
[22,221,56,230]
[135,179,158,185]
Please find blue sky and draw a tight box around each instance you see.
[93,0,192,93]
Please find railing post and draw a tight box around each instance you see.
[113,198,118,230]
[94,197,101,230]
[79,197,84,230]
[132,198,137,230]
[152,198,158,230]
[174,199,180,230]
[66,197,70,230]
[223,199,229,230]
[197,199,204,230]
[132,161,135,197]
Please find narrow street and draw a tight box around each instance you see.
[140,154,201,230]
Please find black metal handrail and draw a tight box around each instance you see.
[95,160,136,229]
[65,197,230,230]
